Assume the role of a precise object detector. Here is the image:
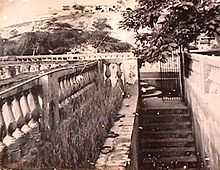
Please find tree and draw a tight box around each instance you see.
[92,18,112,32]
[121,0,220,63]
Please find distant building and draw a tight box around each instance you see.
[196,35,216,50]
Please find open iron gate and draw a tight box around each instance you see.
[160,53,182,101]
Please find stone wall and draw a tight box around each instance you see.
[185,53,220,170]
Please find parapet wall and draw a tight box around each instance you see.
[185,53,220,169]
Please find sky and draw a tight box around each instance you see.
[0,0,135,27]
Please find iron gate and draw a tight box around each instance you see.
[160,52,182,101]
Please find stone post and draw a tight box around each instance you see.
[39,73,60,130]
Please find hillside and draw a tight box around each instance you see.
[0,5,135,56]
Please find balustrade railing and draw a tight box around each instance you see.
[0,53,136,81]
[0,52,139,167]
[0,61,100,164]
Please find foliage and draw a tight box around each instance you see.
[0,19,132,56]
[20,85,123,169]
[121,0,220,63]
[92,18,112,32]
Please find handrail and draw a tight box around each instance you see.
[0,52,135,62]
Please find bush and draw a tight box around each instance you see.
[20,85,123,169]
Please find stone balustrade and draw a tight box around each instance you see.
[0,52,139,168]
[185,52,220,169]
[0,61,100,165]
[0,53,135,63]
[0,61,66,80]
[0,52,135,81]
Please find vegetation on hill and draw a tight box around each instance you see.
[0,18,132,56]
[121,0,220,62]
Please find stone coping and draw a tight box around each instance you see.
[95,83,138,170]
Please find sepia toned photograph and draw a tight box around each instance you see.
[0,0,219,169]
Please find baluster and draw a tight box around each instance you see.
[76,75,82,89]
[20,93,31,133]
[105,63,112,95]
[48,64,51,69]
[38,95,43,109]
[116,63,124,92]
[27,90,41,131]
[66,77,71,95]
[40,64,45,71]
[69,76,74,92]
[11,96,24,139]
[105,63,112,89]
[2,100,16,146]
[3,66,12,79]
[36,64,40,71]
[59,80,65,96]
[27,65,31,72]
[73,76,79,93]
[63,78,69,97]
[20,65,25,73]
[0,68,3,80]
[0,104,6,142]
[29,65,34,72]
[85,72,89,85]
[0,108,6,165]
[15,66,21,75]
[58,83,62,100]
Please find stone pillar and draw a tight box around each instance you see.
[40,74,60,130]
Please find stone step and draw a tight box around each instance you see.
[141,86,156,94]
[140,114,190,123]
[139,121,192,131]
[140,81,149,87]
[142,155,197,169]
[140,137,194,148]
[140,130,193,139]
[140,108,188,114]
[141,146,196,158]
[141,90,162,98]
[141,137,194,143]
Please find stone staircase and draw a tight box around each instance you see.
[138,81,203,170]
